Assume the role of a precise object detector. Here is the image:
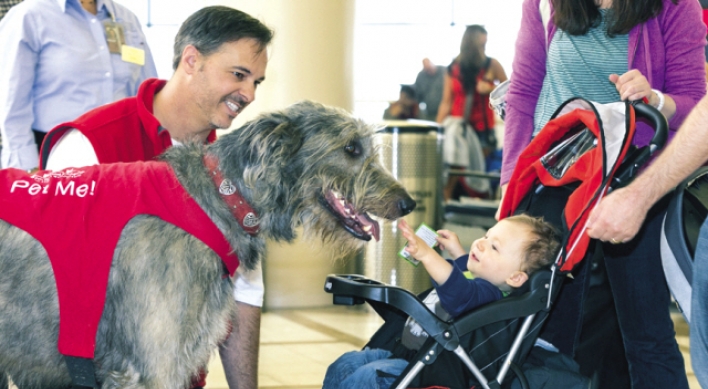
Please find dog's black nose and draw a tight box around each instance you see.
[398,197,416,216]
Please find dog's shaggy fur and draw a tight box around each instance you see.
[0,101,415,388]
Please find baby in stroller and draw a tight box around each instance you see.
[323,215,559,389]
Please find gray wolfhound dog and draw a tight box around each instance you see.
[0,101,415,388]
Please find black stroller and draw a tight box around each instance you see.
[324,99,667,389]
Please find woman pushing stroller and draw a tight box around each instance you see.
[501,0,706,386]
[323,215,559,389]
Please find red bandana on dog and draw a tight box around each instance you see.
[0,161,239,359]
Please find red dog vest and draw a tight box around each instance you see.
[0,161,239,359]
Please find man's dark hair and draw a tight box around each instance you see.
[552,0,677,37]
[173,6,274,70]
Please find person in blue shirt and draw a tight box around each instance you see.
[0,0,157,170]
[323,214,560,389]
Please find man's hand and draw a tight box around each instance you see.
[586,185,652,244]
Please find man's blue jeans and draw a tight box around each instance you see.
[691,219,708,388]
[323,348,408,389]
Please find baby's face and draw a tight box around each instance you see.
[466,220,530,288]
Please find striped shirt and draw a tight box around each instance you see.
[534,9,629,135]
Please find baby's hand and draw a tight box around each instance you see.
[436,229,466,259]
[398,220,435,262]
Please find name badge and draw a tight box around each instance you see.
[102,20,125,54]
[121,45,145,66]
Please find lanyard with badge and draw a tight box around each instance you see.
[101,2,145,66]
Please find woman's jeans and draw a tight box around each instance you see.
[691,220,708,388]
[323,348,408,389]
[541,198,688,388]
[602,201,688,389]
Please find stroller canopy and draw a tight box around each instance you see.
[500,98,637,271]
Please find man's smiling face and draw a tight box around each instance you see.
[191,38,268,129]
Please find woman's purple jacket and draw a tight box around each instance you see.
[502,0,707,184]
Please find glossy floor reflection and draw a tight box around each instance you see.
[204,305,381,389]
[203,306,700,389]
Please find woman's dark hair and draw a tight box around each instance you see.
[552,0,678,37]
[172,6,274,70]
[451,25,488,92]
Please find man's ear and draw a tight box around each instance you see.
[180,45,200,74]
[506,271,529,289]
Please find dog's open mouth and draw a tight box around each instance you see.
[320,190,380,241]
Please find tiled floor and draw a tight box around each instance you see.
[4,304,699,389]
[204,305,382,389]
[201,306,701,389]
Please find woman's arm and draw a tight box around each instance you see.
[477,58,508,95]
[501,0,548,185]
[658,0,707,130]
[0,9,40,169]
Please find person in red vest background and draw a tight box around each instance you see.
[436,25,508,201]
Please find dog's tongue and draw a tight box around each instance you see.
[324,190,381,241]
[357,213,380,241]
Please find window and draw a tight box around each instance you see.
[353,0,523,122]
[118,0,203,78]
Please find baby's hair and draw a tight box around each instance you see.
[504,214,560,274]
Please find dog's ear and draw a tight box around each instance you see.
[248,120,303,164]
[239,116,305,187]
[266,120,305,166]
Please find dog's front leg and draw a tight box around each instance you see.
[95,218,236,389]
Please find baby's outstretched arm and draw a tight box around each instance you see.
[436,230,466,259]
[398,219,453,285]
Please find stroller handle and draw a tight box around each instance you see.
[612,101,668,188]
[632,100,668,151]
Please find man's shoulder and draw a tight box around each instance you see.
[73,97,140,127]
[0,0,54,26]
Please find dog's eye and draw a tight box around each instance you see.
[344,141,362,157]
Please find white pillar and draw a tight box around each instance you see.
[218,0,357,309]
[224,0,355,127]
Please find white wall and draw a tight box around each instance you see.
[353,0,524,122]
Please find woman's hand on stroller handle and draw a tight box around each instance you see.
[610,70,676,120]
